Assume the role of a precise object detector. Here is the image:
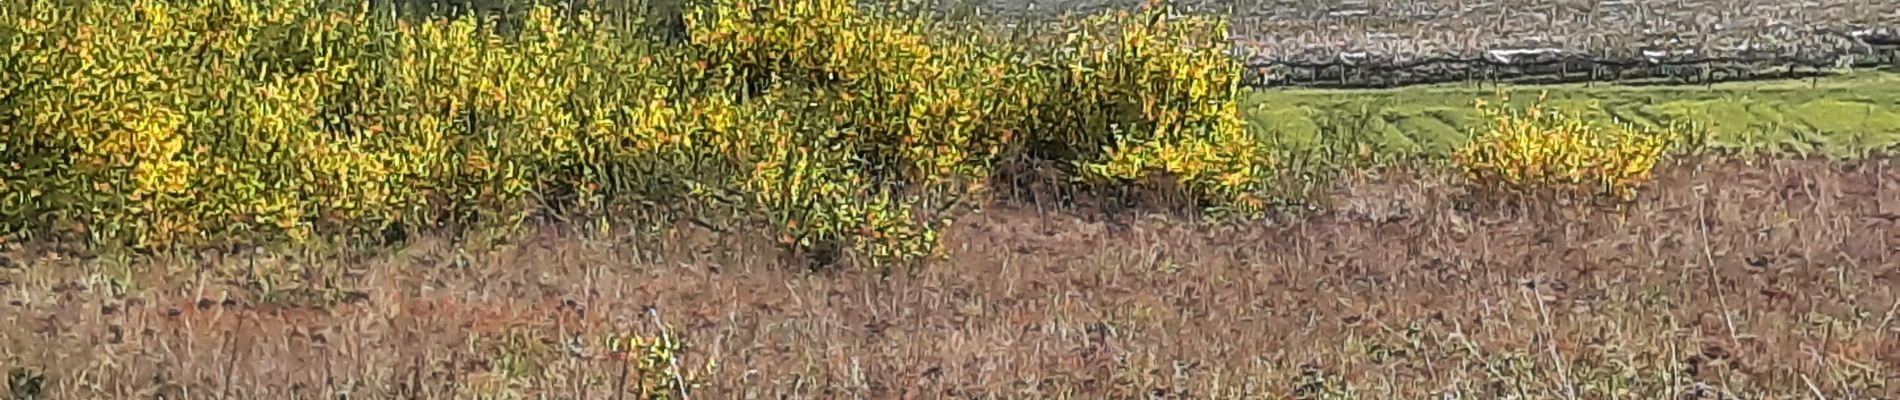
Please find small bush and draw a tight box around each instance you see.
[1454,93,1698,201]
[607,325,717,399]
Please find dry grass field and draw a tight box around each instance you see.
[5,158,1897,399]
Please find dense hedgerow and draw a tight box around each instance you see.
[0,0,1267,263]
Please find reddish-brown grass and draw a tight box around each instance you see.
[3,158,1897,399]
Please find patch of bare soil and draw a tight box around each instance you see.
[3,158,1897,399]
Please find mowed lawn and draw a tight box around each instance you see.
[1246,70,1900,158]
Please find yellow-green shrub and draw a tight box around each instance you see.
[685,0,1272,206]
[685,0,1034,185]
[708,96,950,265]
[0,0,290,245]
[0,0,688,247]
[680,0,1044,262]
[1,0,1274,265]
[1454,93,1696,200]
[605,325,717,399]
[1033,6,1270,213]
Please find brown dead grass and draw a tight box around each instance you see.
[3,158,1898,399]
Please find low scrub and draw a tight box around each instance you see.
[1454,92,1701,201]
